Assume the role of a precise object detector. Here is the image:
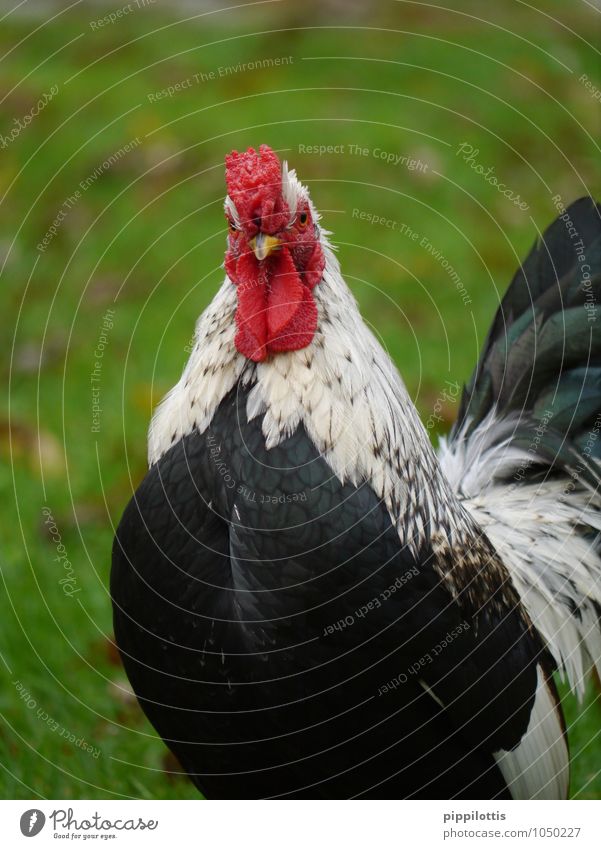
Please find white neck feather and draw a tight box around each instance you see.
[148,232,469,555]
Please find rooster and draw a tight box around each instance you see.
[111,144,601,799]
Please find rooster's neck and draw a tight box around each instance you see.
[148,237,471,555]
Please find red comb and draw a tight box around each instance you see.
[225,144,289,234]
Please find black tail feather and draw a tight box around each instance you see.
[451,197,601,484]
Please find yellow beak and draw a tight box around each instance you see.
[250,233,281,261]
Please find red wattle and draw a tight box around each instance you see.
[228,244,321,360]
[266,248,305,337]
[232,252,268,361]
[268,282,318,353]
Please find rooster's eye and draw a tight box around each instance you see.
[228,220,238,233]
[298,212,308,227]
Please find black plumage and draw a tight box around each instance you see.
[112,386,546,799]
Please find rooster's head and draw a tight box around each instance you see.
[224,144,325,362]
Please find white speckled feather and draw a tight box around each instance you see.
[439,417,601,698]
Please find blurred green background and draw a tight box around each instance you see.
[0,0,599,799]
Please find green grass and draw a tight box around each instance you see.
[0,1,599,799]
